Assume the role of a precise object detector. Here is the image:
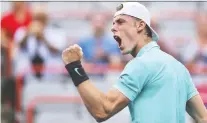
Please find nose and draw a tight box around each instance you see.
[111,24,117,33]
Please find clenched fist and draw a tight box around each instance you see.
[62,44,83,65]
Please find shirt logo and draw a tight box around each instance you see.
[74,68,82,76]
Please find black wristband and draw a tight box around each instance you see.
[65,60,89,86]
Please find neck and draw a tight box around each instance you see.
[131,35,152,57]
[13,9,27,23]
[13,7,25,14]
[94,32,104,40]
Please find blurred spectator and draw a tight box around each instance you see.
[1,3,31,122]
[191,12,207,64]
[1,103,15,123]
[13,4,68,81]
[179,12,207,65]
[1,2,32,78]
[78,14,121,65]
[1,2,31,48]
[151,18,181,60]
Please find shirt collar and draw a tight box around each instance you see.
[136,41,160,57]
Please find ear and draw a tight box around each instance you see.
[136,21,146,32]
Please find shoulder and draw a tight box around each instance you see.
[125,58,144,67]
[1,12,13,20]
[78,36,94,44]
[1,12,13,24]
[102,35,117,45]
[122,57,149,75]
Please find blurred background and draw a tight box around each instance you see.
[1,1,207,123]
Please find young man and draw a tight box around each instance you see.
[62,2,207,123]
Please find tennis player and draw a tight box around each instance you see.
[62,2,207,123]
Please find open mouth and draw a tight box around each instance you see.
[114,35,122,47]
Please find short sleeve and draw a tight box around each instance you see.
[1,15,8,29]
[185,69,199,101]
[113,59,150,101]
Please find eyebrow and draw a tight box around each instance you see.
[113,18,126,25]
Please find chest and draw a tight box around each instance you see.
[5,16,30,37]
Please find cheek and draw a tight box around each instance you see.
[122,28,137,44]
[123,26,137,40]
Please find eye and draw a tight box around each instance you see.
[117,19,125,25]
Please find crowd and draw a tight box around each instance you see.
[1,2,207,123]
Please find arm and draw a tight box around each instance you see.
[185,68,207,123]
[62,44,148,122]
[186,94,207,123]
[1,16,9,49]
[77,80,130,122]
[1,28,9,48]
[62,44,131,122]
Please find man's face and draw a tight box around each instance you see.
[91,15,106,36]
[33,12,48,26]
[111,14,139,55]
[12,2,26,11]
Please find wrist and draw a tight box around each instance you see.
[65,60,89,86]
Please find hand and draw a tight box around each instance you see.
[62,44,83,65]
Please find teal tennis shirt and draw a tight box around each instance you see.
[114,41,199,123]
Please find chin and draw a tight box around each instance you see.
[121,50,131,55]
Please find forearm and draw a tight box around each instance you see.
[77,81,110,122]
[1,29,9,48]
[63,49,129,122]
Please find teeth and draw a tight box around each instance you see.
[113,36,118,40]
